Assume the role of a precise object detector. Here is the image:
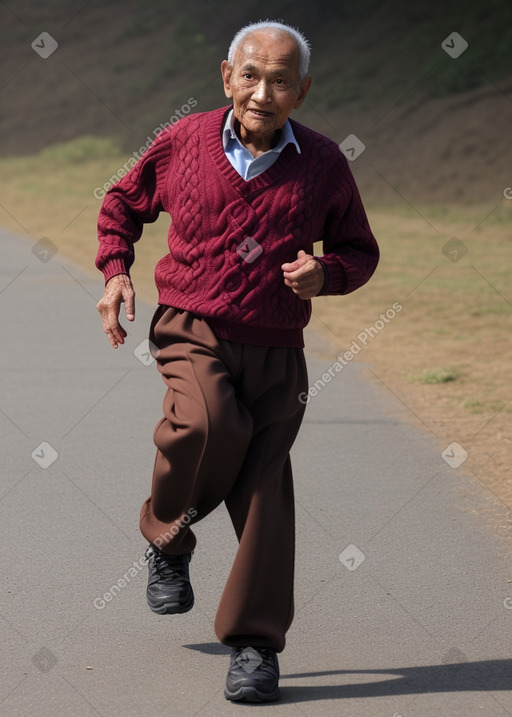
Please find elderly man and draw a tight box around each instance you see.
[96,20,379,702]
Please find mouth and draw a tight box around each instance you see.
[247,108,273,118]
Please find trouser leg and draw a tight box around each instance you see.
[139,307,253,555]
[214,345,308,653]
[139,306,308,651]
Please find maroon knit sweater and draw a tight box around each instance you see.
[96,106,379,347]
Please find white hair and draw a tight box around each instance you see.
[227,20,311,80]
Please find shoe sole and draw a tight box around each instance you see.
[224,686,279,703]
[146,592,194,615]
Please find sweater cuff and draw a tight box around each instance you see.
[314,258,329,295]
[100,258,130,284]
[314,257,347,295]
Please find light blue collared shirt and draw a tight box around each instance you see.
[222,108,301,181]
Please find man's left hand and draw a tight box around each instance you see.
[282,250,325,300]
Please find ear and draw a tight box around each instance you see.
[294,76,312,110]
[221,60,234,99]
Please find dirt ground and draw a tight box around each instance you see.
[109,203,512,518]
[0,72,510,522]
[307,208,512,520]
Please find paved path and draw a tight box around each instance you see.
[1,228,511,717]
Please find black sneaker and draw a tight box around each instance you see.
[224,646,280,702]
[144,544,194,615]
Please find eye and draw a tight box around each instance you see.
[242,73,254,80]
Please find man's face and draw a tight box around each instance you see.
[221,31,312,144]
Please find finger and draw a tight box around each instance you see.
[284,265,323,298]
[99,303,126,346]
[281,251,312,273]
[106,330,119,349]
[283,263,306,279]
[281,260,301,273]
[282,259,309,273]
[283,260,315,282]
[106,324,126,349]
[123,287,136,322]
[291,280,315,295]
[100,313,119,348]
[291,281,317,299]
[107,310,127,345]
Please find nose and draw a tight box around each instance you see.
[252,80,271,103]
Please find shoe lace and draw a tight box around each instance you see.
[148,547,189,580]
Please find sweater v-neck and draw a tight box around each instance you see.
[205,106,301,195]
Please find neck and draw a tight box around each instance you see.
[235,120,278,158]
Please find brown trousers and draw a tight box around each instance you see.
[139,306,308,652]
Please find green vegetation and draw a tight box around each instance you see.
[0,0,510,499]
[410,367,460,384]
[304,0,512,112]
[38,137,122,163]
[462,399,485,414]
[3,0,512,159]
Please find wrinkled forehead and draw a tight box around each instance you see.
[234,30,301,75]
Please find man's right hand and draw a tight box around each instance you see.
[96,274,135,349]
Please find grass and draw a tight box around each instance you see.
[38,137,121,163]
[410,367,460,384]
[462,399,485,414]
[0,137,511,507]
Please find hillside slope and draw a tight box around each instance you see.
[0,0,511,203]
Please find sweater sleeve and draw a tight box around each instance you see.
[316,153,379,296]
[95,130,173,283]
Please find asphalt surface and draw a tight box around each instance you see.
[1,227,512,717]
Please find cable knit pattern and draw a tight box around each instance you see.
[96,106,379,347]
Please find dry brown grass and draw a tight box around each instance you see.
[1,146,511,512]
[309,205,512,512]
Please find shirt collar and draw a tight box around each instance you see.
[222,108,301,155]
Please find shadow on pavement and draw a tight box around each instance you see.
[183,645,512,702]
[278,660,512,701]
[183,642,232,655]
